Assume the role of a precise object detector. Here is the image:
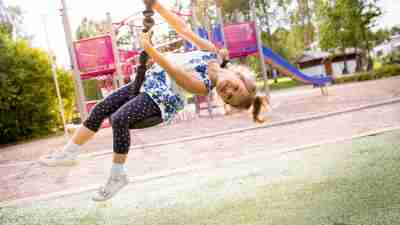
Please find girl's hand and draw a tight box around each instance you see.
[139,32,152,49]
[143,0,157,8]
[207,60,220,76]
[218,48,229,61]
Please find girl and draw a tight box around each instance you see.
[39,0,268,201]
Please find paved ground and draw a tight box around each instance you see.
[1,129,400,225]
[0,77,399,203]
[1,76,400,163]
[1,96,399,203]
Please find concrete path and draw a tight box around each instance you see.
[1,99,399,203]
[1,76,399,163]
[0,76,400,204]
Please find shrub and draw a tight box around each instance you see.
[56,68,76,126]
[333,64,400,84]
[83,79,103,101]
[0,30,74,144]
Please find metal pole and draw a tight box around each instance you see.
[215,0,227,49]
[128,22,139,51]
[203,0,212,41]
[191,0,200,29]
[250,0,270,99]
[106,12,124,87]
[60,0,87,120]
[42,15,68,137]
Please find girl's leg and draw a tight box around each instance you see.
[39,83,137,166]
[113,153,127,164]
[70,126,96,146]
[110,92,162,156]
[74,76,145,145]
[93,92,162,201]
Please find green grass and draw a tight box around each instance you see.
[257,77,302,91]
[373,60,383,70]
[2,130,400,225]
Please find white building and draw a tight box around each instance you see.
[373,35,400,58]
[295,49,360,77]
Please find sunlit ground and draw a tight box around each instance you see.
[1,130,400,225]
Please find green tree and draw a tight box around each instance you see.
[6,5,32,41]
[357,0,382,70]
[290,0,315,50]
[0,29,74,144]
[75,17,107,39]
[316,0,354,73]
[316,0,381,72]
[221,0,249,22]
[6,5,22,37]
[271,27,292,59]
[372,27,391,46]
[390,25,400,36]
[0,22,11,35]
[56,68,75,124]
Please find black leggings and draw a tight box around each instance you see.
[83,83,162,154]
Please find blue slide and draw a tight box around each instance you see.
[262,46,332,87]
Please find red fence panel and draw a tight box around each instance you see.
[223,22,258,58]
[74,35,116,79]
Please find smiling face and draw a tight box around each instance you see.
[208,63,256,108]
[216,70,250,107]
[207,62,267,123]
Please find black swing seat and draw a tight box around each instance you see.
[128,115,163,129]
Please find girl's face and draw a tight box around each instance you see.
[214,68,250,107]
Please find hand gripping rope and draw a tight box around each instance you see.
[129,0,163,129]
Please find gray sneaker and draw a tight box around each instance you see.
[38,150,78,167]
[92,174,130,202]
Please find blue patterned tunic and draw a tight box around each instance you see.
[142,50,219,123]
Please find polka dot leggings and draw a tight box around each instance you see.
[83,83,162,154]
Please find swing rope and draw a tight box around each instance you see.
[131,1,155,95]
[131,0,229,96]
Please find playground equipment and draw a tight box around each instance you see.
[70,1,162,129]
[212,22,332,89]
[191,21,331,115]
[62,0,331,123]
[188,0,330,116]
[73,35,138,128]
[73,35,138,80]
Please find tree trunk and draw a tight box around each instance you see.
[343,57,349,74]
[340,37,349,74]
[342,48,349,75]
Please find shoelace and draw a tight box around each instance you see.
[98,187,109,197]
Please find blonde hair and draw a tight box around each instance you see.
[225,65,269,123]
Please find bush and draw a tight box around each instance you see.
[56,68,76,125]
[333,64,400,84]
[83,79,103,101]
[0,30,75,144]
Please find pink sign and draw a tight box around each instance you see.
[119,50,138,63]
[74,35,116,79]
[223,22,258,58]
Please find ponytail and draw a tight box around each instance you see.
[252,95,269,123]
[222,64,269,123]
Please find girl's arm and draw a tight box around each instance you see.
[140,33,209,95]
[152,1,218,53]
